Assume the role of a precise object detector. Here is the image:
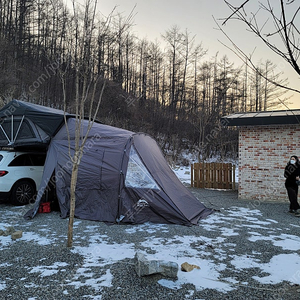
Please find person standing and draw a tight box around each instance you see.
[284,155,300,216]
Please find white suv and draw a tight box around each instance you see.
[0,150,46,205]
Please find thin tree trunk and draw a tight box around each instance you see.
[67,155,79,247]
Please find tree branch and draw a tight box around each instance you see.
[214,16,300,96]
[222,0,250,25]
[280,0,300,74]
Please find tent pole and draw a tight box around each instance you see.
[116,137,133,224]
[13,115,25,142]
[11,115,13,142]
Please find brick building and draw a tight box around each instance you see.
[222,110,300,201]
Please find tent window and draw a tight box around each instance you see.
[16,121,35,139]
[36,125,50,142]
[125,146,160,190]
[0,119,35,141]
[0,128,6,141]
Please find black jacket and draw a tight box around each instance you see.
[284,162,300,187]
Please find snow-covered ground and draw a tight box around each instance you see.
[1,194,300,298]
[67,210,300,292]
[1,160,300,299]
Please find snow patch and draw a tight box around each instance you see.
[252,254,300,284]
[29,262,68,277]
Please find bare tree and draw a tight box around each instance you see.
[191,43,207,113]
[219,0,300,95]
[59,0,106,248]
[162,25,184,109]
[248,60,290,110]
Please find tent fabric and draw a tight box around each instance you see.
[0,100,214,225]
[132,134,212,224]
[26,117,133,222]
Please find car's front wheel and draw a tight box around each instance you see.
[11,180,35,206]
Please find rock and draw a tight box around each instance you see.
[5,226,15,236]
[11,230,23,240]
[134,252,178,278]
[181,262,200,272]
[0,226,15,236]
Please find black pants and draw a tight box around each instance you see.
[286,185,300,210]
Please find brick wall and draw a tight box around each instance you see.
[239,124,300,201]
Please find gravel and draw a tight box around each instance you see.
[0,188,300,300]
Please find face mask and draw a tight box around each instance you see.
[290,159,296,164]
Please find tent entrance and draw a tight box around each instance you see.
[125,146,160,190]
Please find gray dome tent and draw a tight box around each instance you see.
[0,100,213,225]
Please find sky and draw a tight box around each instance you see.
[97,0,300,109]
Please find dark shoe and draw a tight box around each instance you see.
[295,210,300,217]
[289,209,297,213]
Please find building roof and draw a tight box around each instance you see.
[222,110,300,126]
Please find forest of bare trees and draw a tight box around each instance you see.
[0,0,290,161]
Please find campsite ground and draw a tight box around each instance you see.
[0,187,300,300]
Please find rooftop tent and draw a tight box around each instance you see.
[0,116,50,148]
[0,100,214,225]
[0,100,70,148]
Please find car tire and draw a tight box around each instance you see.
[11,180,35,206]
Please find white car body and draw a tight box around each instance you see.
[0,150,46,205]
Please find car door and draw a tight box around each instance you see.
[8,153,46,188]
[28,153,46,187]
